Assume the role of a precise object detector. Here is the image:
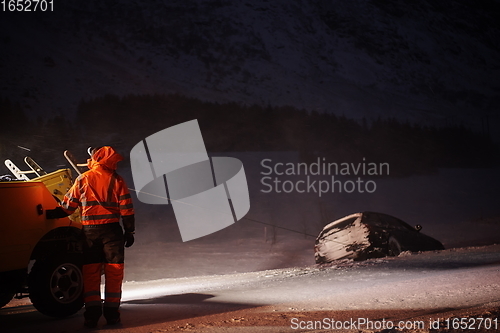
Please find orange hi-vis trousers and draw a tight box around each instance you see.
[83,263,124,308]
[82,223,125,309]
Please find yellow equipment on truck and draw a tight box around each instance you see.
[0,157,84,317]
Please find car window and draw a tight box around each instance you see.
[362,212,388,228]
[380,214,415,231]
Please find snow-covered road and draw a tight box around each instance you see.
[2,245,499,333]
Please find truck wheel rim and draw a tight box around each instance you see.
[49,263,83,304]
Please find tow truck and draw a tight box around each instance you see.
[0,155,84,317]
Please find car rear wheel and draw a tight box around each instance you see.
[388,237,402,256]
[28,253,84,317]
[315,253,327,264]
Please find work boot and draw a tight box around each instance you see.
[83,306,102,328]
[103,307,121,325]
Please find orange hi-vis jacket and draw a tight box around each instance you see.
[61,147,134,225]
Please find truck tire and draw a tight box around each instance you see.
[28,253,84,317]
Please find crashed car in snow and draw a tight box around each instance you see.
[314,212,444,263]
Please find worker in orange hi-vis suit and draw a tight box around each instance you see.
[47,146,135,328]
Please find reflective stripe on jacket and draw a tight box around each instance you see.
[62,146,134,225]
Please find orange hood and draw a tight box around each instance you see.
[87,146,123,171]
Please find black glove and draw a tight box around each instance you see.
[46,206,70,219]
[124,232,135,248]
[122,215,135,233]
